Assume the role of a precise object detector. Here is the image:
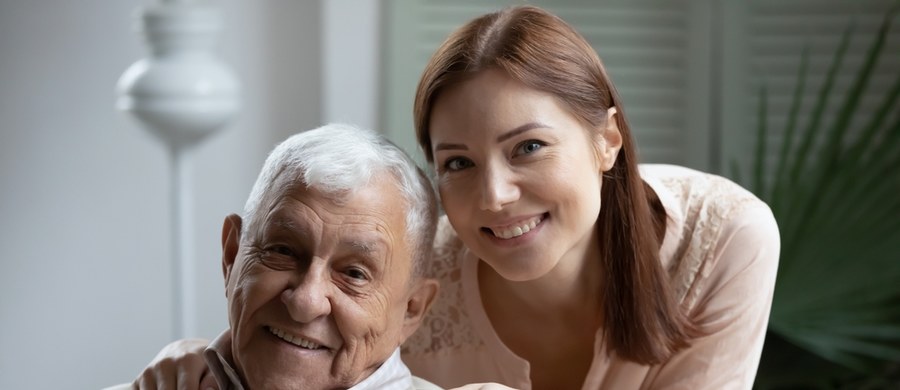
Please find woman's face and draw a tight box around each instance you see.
[428,68,621,281]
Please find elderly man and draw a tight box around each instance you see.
[116,124,442,390]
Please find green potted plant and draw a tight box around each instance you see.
[732,6,900,389]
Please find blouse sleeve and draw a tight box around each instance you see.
[648,203,781,389]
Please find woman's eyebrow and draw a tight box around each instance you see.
[434,122,550,152]
[434,142,468,152]
[497,122,549,143]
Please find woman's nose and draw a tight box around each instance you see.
[479,164,520,212]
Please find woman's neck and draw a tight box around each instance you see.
[476,239,604,387]
[477,236,603,321]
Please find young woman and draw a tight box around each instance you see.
[136,6,779,390]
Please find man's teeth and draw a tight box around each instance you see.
[269,327,321,349]
[491,216,542,239]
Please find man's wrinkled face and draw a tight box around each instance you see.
[222,176,418,389]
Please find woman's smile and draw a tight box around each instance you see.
[481,213,547,240]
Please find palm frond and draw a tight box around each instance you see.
[753,85,768,195]
[741,5,900,388]
[769,48,809,211]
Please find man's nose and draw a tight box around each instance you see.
[479,164,520,212]
[281,262,332,323]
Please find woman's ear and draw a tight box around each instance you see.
[596,106,623,172]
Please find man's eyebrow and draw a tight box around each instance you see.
[272,217,297,230]
[346,239,382,256]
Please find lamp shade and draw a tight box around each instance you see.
[116,2,239,148]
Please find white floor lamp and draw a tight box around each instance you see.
[116,0,240,339]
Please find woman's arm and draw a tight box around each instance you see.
[648,204,780,389]
[132,338,217,390]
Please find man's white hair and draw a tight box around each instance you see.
[242,123,437,274]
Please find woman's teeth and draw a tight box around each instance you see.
[268,326,321,349]
[491,216,542,239]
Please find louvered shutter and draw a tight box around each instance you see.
[381,0,706,169]
[721,0,900,183]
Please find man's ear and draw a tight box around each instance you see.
[221,214,243,295]
[596,106,623,172]
[400,277,439,342]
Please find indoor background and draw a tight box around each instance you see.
[1,1,897,389]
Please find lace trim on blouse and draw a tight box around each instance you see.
[404,169,763,355]
[659,174,761,310]
[403,217,483,355]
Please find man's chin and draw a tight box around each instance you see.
[243,366,338,390]
[239,347,338,389]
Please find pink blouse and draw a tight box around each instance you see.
[401,164,781,390]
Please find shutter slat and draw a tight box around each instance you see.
[386,0,692,165]
[742,0,900,185]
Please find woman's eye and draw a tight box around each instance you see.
[515,140,545,156]
[444,157,474,171]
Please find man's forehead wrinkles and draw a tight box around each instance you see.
[266,197,323,226]
[336,224,391,251]
[271,207,394,250]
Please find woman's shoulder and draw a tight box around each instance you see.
[640,164,778,308]
[424,215,468,279]
[403,215,483,356]
[640,163,769,225]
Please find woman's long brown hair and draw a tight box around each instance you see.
[413,5,693,364]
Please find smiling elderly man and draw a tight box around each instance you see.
[115,123,443,390]
[212,123,444,390]
[215,124,441,389]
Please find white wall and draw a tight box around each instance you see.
[322,0,380,130]
[0,1,321,389]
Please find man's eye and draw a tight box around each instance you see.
[270,245,294,256]
[444,157,474,171]
[515,140,545,156]
[345,268,369,281]
[256,245,300,271]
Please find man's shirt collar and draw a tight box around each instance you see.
[203,330,415,390]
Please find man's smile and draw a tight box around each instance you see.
[267,326,328,350]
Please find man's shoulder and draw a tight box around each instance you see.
[412,376,444,390]
[101,384,131,390]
